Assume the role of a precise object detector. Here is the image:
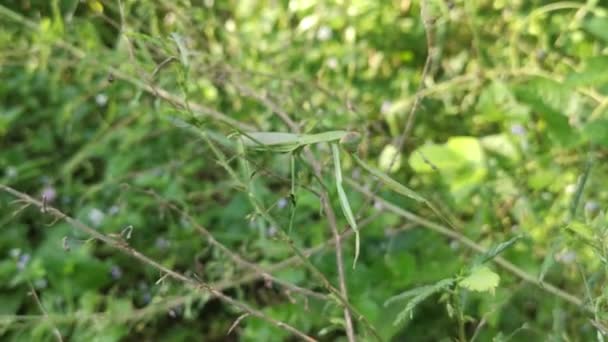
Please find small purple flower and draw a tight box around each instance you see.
[449,240,460,250]
[316,26,332,41]
[557,251,576,264]
[9,249,20,258]
[41,186,57,203]
[142,292,151,305]
[34,278,48,289]
[95,93,108,106]
[585,201,600,213]
[267,226,278,237]
[373,200,383,211]
[510,124,526,136]
[326,57,338,70]
[110,265,123,280]
[17,254,30,270]
[155,237,170,250]
[168,306,183,318]
[277,198,288,209]
[5,166,18,178]
[108,205,120,215]
[381,101,392,115]
[88,208,105,227]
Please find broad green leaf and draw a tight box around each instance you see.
[459,266,500,294]
[409,144,464,173]
[410,137,486,200]
[88,0,104,14]
[567,221,594,241]
[583,119,608,147]
[565,56,608,87]
[378,144,402,173]
[480,134,520,161]
[583,16,608,43]
[410,136,485,173]
[446,136,485,166]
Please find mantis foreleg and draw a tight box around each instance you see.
[332,143,360,268]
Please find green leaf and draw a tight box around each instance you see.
[409,137,485,174]
[539,237,561,283]
[459,266,500,294]
[514,81,579,147]
[409,144,465,173]
[565,56,608,87]
[446,136,485,166]
[478,235,524,265]
[378,144,402,173]
[384,278,454,325]
[566,221,594,241]
[480,134,520,161]
[583,16,608,43]
[583,119,608,147]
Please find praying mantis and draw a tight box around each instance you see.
[240,130,442,268]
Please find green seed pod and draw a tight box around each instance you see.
[339,132,362,154]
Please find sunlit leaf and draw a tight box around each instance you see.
[459,266,500,294]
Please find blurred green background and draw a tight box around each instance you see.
[1,0,608,341]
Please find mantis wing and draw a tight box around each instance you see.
[241,132,302,152]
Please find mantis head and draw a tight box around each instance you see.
[339,131,362,154]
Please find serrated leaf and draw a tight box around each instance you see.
[478,235,523,265]
[567,221,594,241]
[460,266,500,294]
[514,81,579,147]
[539,237,561,283]
[384,278,454,325]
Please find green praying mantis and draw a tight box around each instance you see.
[240,130,446,268]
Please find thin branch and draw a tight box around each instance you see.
[346,179,586,309]
[396,0,435,148]
[226,74,358,342]
[0,184,317,342]
[357,0,436,219]
[27,282,64,342]
[1,213,391,327]
[139,188,327,301]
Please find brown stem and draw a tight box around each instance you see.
[0,184,317,342]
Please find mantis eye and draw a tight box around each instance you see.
[339,132,361,153]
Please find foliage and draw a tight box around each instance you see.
[1,0,608,341]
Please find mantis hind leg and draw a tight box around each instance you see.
[331,143,360,268]
[288,153,298,234]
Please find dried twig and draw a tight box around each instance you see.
[346,179,586,309]
[139,188,328,301]
[227,77,359,342]
[27,282,63,342]
[0,184,317,342]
